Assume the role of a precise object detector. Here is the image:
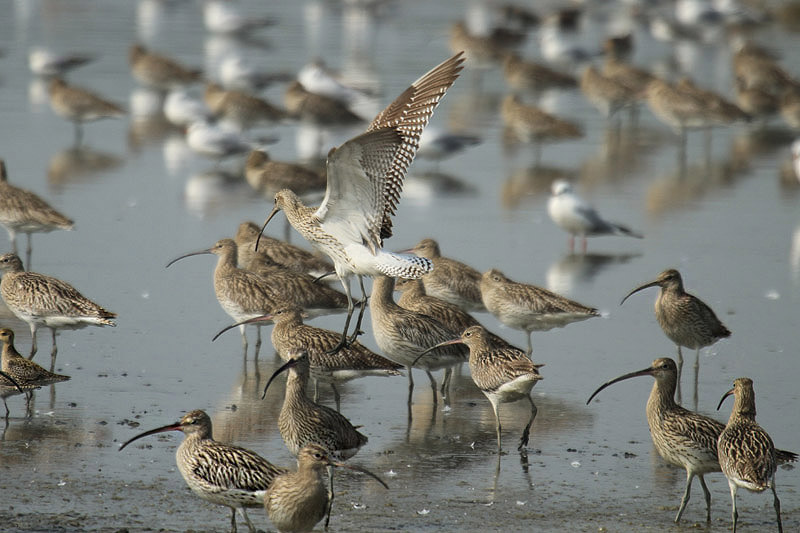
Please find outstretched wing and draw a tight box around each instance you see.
[368,52,464,242]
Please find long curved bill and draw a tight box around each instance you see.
[620,279,660,306]
[212,314,275,342]
[586,366,655,405]
[0,370,24,393]
[166,248,213,268]
[716,387,735,411]
[410,338,463,367]
[331,460,389,490]
[256,205,281,251]
[118,421,182,451]
[262,358,299,400]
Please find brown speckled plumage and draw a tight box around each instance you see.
[264,350,368,460]
[244,152,326,198]
[234,221,332,278]
[717,378,786,533]
[205,83,288,128]
[407,238,484,312]
[260,54,464,350]
[481,268,598,355]
[502,52,576,93]
[120,410,286,533]
[501,94,583,145]
[129,44,201,90]
[621,269,731,364]
[0,328,69,386]
[48,78,125,143]
[0,253,116,365]
[0,160,74,258]
[284,81,363,125]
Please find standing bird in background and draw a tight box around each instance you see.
[119,410,286,533]
[0,159,74,267]
[620,269,730,390]
[547,180,642,252]
[717,378,786,533]
[0,253,116,369]
[48,78,125,146]
[257,53,465,352]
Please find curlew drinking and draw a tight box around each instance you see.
[480,268,599,355]
[0,159,74,266]
[416,326,543,452]
[264,443,387,533]
[547,179,642,252]
[120,409,286,533]
[0,253,116,368]
[258,53,465,352]
[717,378,788,533]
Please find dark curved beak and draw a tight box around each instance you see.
[331,460,389,489]
[716,387,735,411]
[0,370,24,393]
[410,338,463,367]
[262,358,298,400]
[118,421,182,451]
[166,248,212,268]
[212,314,274,342]
[256,205,281,251]
[586,366,655,405]
[620,280,660,306]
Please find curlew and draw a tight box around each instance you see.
[244,151,326,198]
[204,82,288,130]
[120,409,286,533]
[404,238,484,312]
[283,81,363,126]
[214,306,402,409]
[580,65,638,120]
[501,52,576,93]
[0,253,116,368]
[547,179,642,252]
[587,359,796,524]
[129,44,201,91]
[394,277,509,347]
[0,328,69,415]
[264,443,387,533]
[717,378,788,533]
[48,78,125,145]
[0,159,74,266]
[370,275,466,404]
[500,93,582,162]
[416,326,542,452]
[263,349,369,528]
[258,53,465,351]
[234,221,332,278]
[167,239,346,356]
[620,269,730,372]
[480,268,599,355]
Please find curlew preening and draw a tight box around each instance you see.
[257,53,465,352]
[120,410,286,533]
[0,253,116,368]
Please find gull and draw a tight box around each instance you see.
[547,180,643,252]
[186,121,275,160]
[163,90,212,128]
[203,0,276,35]
[257,52,465,352]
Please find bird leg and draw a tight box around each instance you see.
[228,506,238,532]
[440,368,452,401]
[675,472,694,522]
[238,324,248,358]
[346,277,368,344]
[25,234,33,271]
[518,395,537,451]
[50,329,58,372]
[73,122,84,147]
[28,324,38,359]
[3,399,9,419]
[675,345,683,405]
[491,401,502,452]
[254,327,262,359]
[772,480,783,533]
[728,480,738,533]
[425,370,438,405]
[331,383,341,412]
[238,507,256,533]
[328,277,356,354]
[324,465,334,529]
[693,349,700,412]
[525,332,533,357]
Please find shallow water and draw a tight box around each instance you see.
[0,1,799,532]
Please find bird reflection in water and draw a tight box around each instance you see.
[501,164,576,209]
[47,145,123,190]
[546,252,641,296]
